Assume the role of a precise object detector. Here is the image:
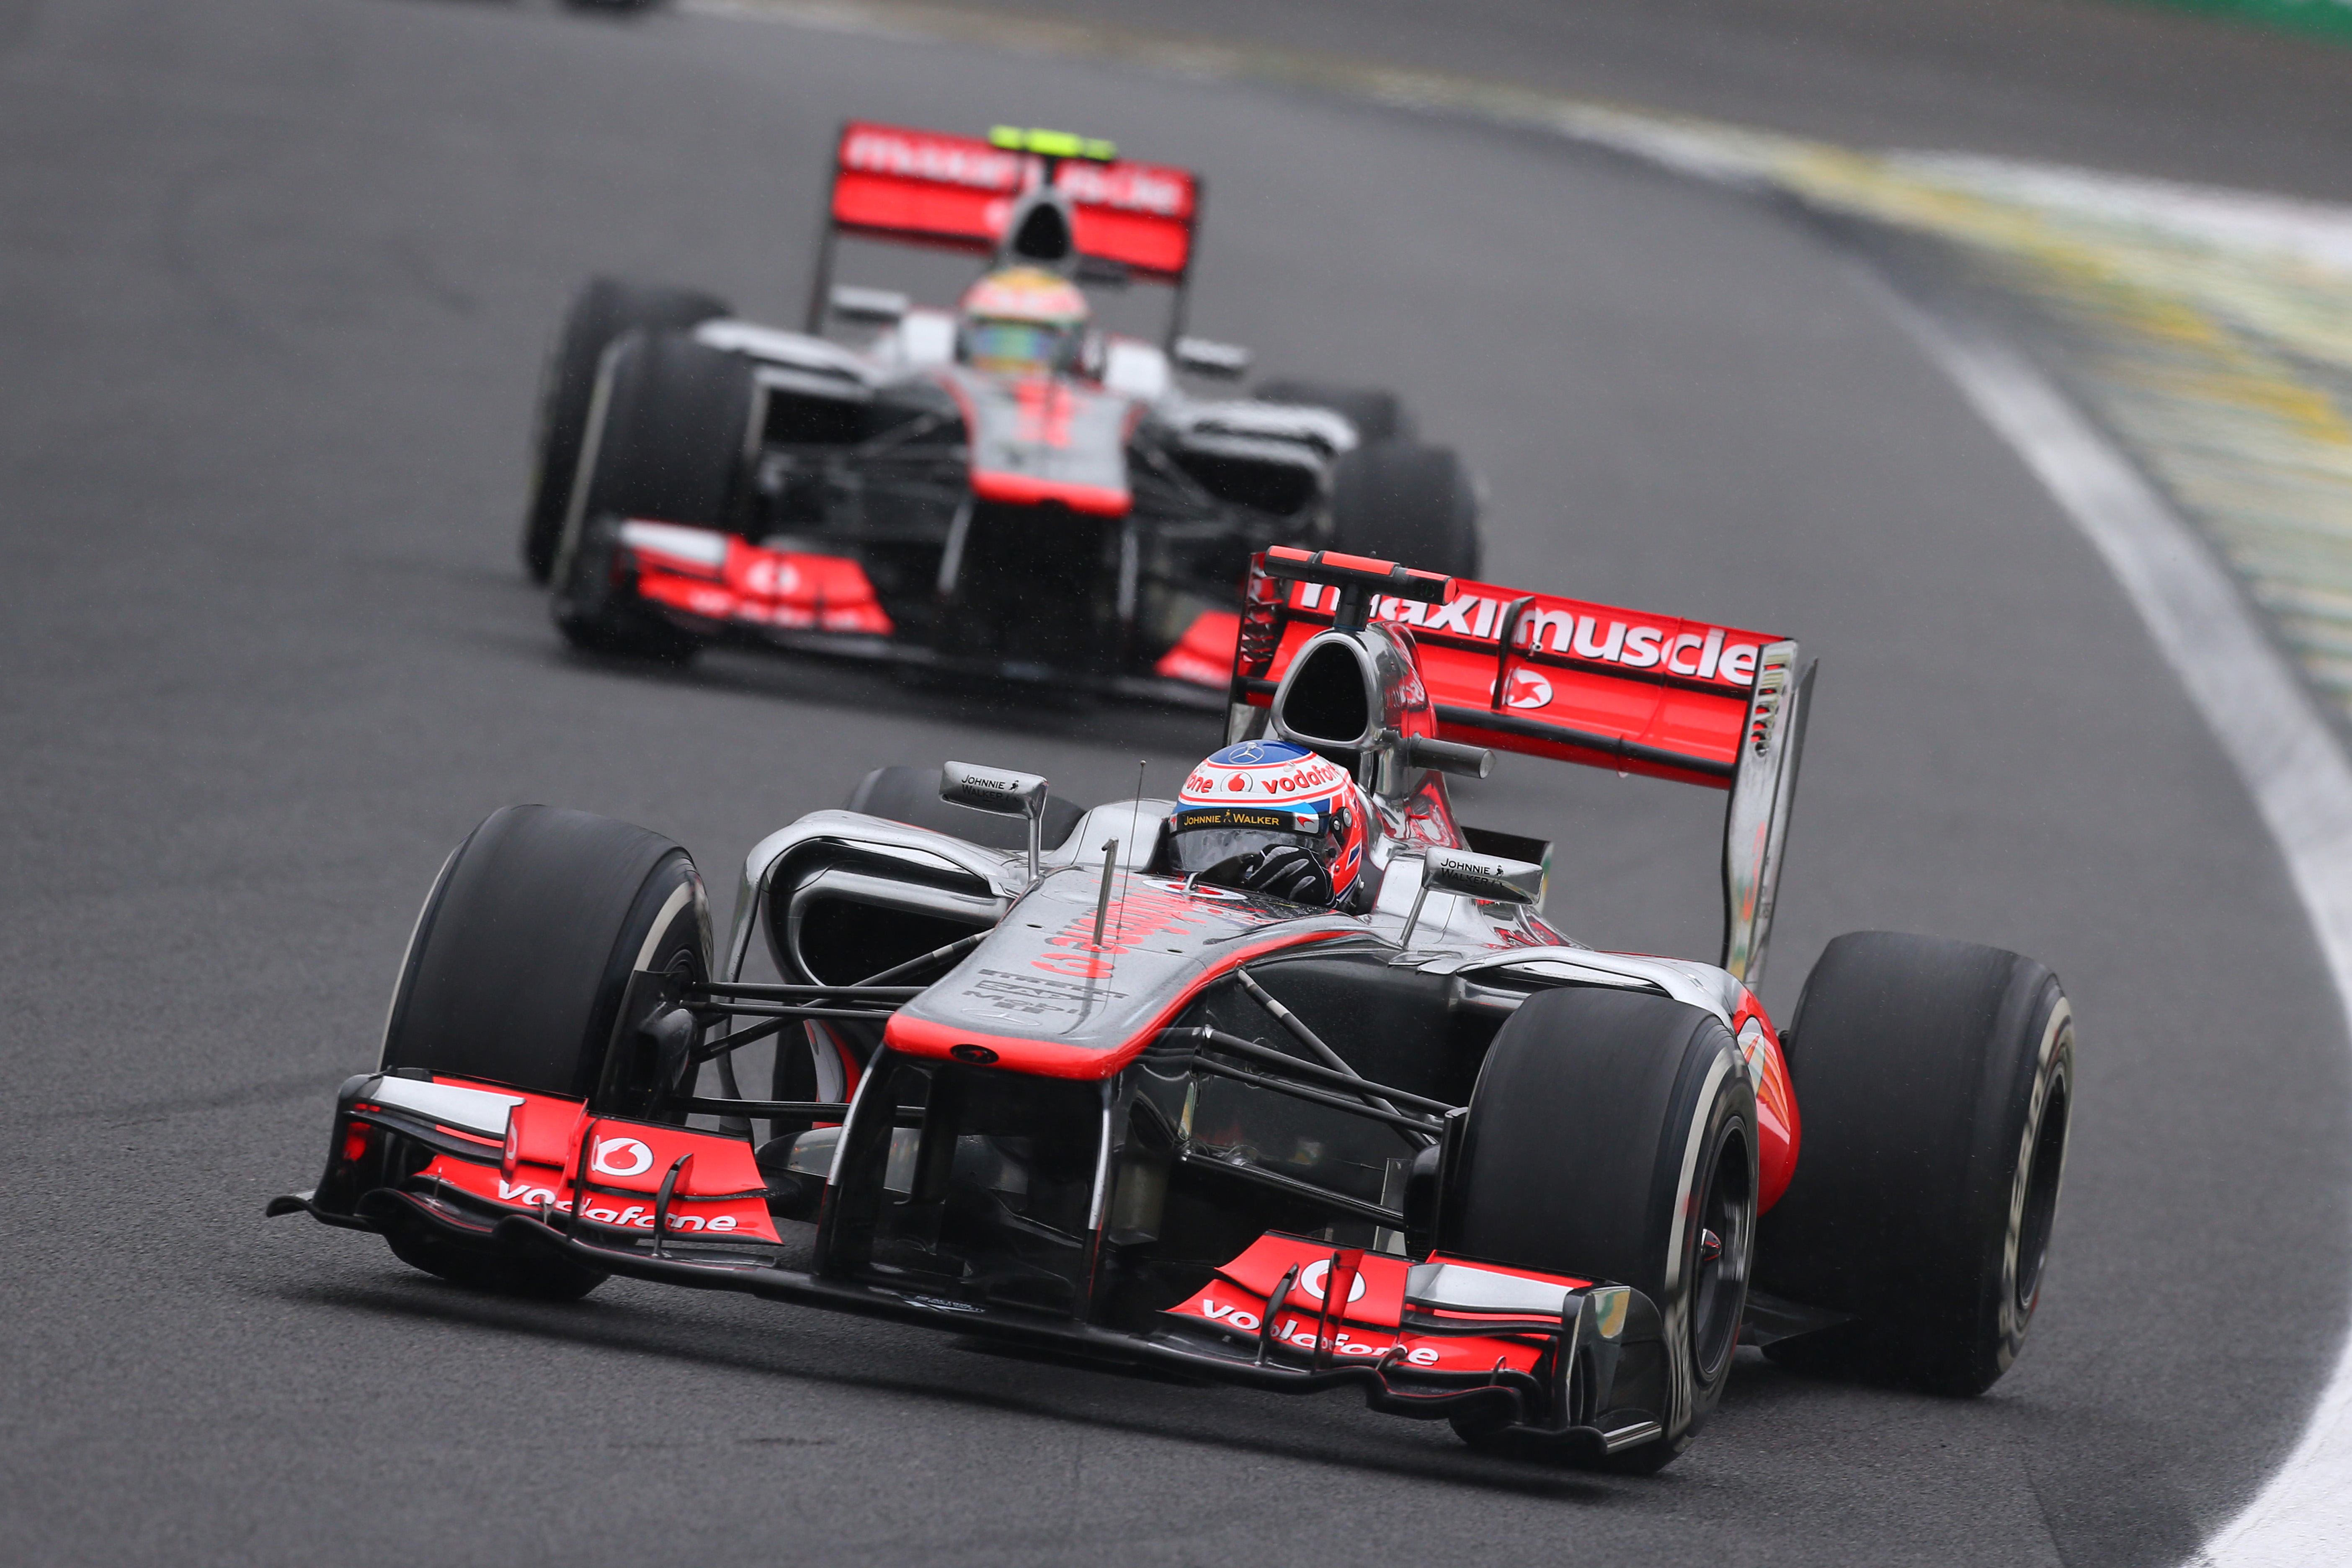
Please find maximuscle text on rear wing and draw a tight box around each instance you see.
[804,120,1203,338]
[1228,549,1816,985]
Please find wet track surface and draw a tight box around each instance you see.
[3,1,2348,1562]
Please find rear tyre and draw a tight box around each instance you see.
[1329,441,1480,582]
[1441,988,1757,1470]
[522,278,731,583]
[377,805,714,1298]
[843,766,1086,854]
[1254,379,1414,446]
[1756,932,2073,1396]
[550,329,754,662]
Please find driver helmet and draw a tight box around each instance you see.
[1168,740,1370,909]
[957,266,1089,377]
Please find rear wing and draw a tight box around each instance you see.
[1231,549,1816,984]
[805,121,1203,336]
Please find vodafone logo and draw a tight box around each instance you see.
[1502,670,1553,711]
[1297,1259,1368,1305]
[1207,761,1344,799]
[591,1137,654,1178]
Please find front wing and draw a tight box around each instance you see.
[272,1070,1666,1454]
[610,519,1243,707]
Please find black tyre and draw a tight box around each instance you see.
[522,277,731,583]
[1329,441,1480,582]
[843,765,1086,854]
[382,1223,610,1301]
[1255,379,1413,446]
[1442,988,1757,1470]
[549,329,754,661]
[378,805,713,1298]
[1756,932,2073,1396]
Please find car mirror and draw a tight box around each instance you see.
[1173,336,1253,379]
[1422,847,1543,906]
[940,761,1051,877]
[1074,255,1132,289]
[829,284,909,325]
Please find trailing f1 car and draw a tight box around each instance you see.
[521,121,1480,698]
[271,548,2073,1468]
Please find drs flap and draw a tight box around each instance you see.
[830,121,1199,279]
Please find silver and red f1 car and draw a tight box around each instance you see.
[518,122,1480,699]
[272,548,2073,1468]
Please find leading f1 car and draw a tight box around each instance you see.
[271,548,2074,1468]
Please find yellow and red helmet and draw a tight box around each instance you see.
[1168,741,1370,909]
[957,266,1089,376]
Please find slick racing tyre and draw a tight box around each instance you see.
[843,766,1086,854]
[521,277,731,583]
[1253,379,1414,446]
[549,328,755,662]
[377,805,714,1299]
[1756,933,2073,1396]
[1330,441,1481,583]
[1442,989,1756,1471]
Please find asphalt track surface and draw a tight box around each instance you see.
[3,2,2347,1563]
[972,0,2352,203]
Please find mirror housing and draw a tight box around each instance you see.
[940,761,1051,877]
[1173,336,1253,379]
[1398,847,1545,949]
[829,284,908,326]
[1422,847,1544,906]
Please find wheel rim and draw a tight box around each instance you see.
[2014,1065,2070,1314]
[1689,1121,1754,1383]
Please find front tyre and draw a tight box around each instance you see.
[384,804,711,1104]
[1756,932,2074,1395]
[549,328,754,662]
[1441,988,1757,1470]
[522,278,731,583]
[376,805,714,1297]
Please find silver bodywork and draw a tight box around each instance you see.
[689,309,1355,523]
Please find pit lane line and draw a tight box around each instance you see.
[684,4,2352,1559]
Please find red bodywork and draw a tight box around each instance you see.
[1235,547,1782,787]
[624,526,897,637]
[829,120,1199,282]
[1165,1234,1586,1375]
[379,1079,783,1243]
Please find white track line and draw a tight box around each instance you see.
[1880,289,2352,1566]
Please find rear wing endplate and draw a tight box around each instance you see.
[1233,550,1815,985]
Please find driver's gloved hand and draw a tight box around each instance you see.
[1238,844,1332,907]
